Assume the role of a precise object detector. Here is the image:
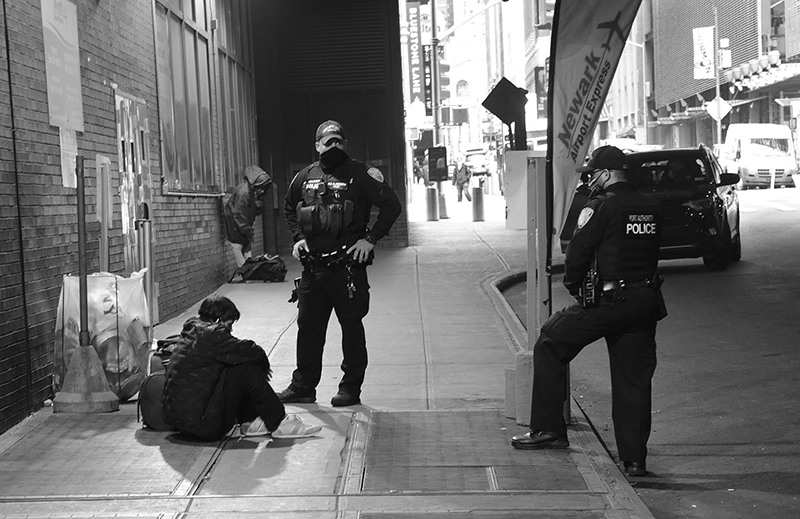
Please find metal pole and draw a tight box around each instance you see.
[714,6,722,146]
[641,42,648,145]
[430,0,441,145]
[75,156,90,348]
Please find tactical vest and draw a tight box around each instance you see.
[296,174,355,238]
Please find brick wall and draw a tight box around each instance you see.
[0,0,406,436]
[0,0,260,435]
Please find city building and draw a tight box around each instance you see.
[605,0,800,150]
[1,0,406,434]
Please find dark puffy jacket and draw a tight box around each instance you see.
[161,317,271,441]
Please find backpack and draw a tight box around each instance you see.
[230,254,287,283]
[137,371,178,431]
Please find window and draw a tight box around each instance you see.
[155,0,215,193]
[216,0,257,192]
[154,0,256,194]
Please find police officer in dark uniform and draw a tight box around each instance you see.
[278,120,402,407]
[510,146,666,478]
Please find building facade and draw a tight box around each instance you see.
[1,0,406,434]
[606,0,800,150]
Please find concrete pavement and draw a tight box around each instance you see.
[0,183,655,518]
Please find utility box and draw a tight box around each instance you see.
[426,146,448,183]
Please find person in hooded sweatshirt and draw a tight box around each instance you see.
[277,120,401,408]
[224,165,272,268]
[161,295,322,441]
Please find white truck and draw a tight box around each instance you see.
[719,123,797,189]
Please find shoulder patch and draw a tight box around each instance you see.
[577,207,594,229]
[367,167,384,182]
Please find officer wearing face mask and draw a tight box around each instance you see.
[279,120,401,408]
[511,146,666,479]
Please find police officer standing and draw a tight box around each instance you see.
[278,120,401,407]
[510,146,666,478]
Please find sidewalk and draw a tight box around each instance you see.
[0,184,655,518]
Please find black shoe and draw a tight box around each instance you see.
[277,387,316,404]
[331,390,361,407]
[511,430,569,450]
[623,461,647,477]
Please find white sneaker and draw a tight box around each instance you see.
[270,413,322,439]
[241,417,269,437]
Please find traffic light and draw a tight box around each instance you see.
[439,59,450,103]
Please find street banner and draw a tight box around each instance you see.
[693,26,715,79]
[406,1,423,106]
[546,0,643,254]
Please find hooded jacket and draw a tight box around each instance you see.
[224,166,272,245]
[161,317,271,441]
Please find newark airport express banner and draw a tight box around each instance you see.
[547,0,643,253]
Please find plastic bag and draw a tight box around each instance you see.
[54,269,151,401]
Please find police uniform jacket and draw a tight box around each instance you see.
[161,317,271,441]
[284,156,402,254]
[563,182,663,296]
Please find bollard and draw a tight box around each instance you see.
[426,186,439,221]
[437,182,449,219]
[472,187,484,221]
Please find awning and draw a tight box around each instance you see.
[616,125,636,138]
[729,96,767,107]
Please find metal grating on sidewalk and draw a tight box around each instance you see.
[0,410,217,498]
[361,411,586,493]
[361,514,607,519]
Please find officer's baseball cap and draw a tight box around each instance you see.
[315,120,346,145]
[576,145,627,173]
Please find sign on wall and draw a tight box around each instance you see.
[41,0,84,131]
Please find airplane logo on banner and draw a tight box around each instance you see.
[546,0,644,253]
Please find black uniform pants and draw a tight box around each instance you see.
[530,287,658,463]
[290,265,370,395]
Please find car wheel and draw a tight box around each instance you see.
[730,221,742,262]
[703,225,732,271]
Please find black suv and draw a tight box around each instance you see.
[562,145,742,271]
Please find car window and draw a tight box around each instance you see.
[745,138,792,157]
[629,156,712,192]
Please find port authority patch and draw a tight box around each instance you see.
[577,207,594,229]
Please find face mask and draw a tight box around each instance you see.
[320,146,349,171]
[588,169,609,195]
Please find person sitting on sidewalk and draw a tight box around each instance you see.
[161,295,322,441]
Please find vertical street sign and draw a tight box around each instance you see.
[406,1,423,107]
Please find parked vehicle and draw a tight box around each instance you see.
[464,144,491,177]
[719,123,797,189]
[562,145,741,271]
